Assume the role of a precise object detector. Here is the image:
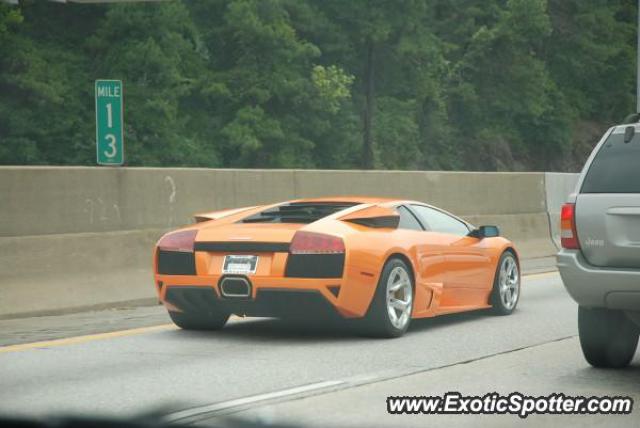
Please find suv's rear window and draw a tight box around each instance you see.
[240,202,358,224]
[581,130,640,194]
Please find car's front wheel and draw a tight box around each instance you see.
[578,306,638,368]
[362,258,414,338]
[168,310,230,331]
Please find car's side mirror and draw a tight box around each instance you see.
[468,225,500,239]
[624,125,635,144]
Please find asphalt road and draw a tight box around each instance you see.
[228,336,640,428]
[1,271,638,427]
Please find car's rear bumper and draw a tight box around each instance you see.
[557,249,640,311]
[164,286,343,320]
[154,271,377,319]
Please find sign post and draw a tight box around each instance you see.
[95,79,124,165]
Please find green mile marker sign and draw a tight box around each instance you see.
[95,80,124,166]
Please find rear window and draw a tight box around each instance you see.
[240,202,358,224]
[581,130,640,194]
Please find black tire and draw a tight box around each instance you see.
[578,306,639,368]
[490,250,520,315]
[362,258,414,338]
[168,310,230,331]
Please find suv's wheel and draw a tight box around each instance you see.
[362,258,414,338]
[168,310,230,331]
[490,251,520,315]
[578,306,638,368]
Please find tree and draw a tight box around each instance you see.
[0,0,636,172]
[87,1,216,166]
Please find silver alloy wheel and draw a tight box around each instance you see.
[499,254,519,310]
[386,266,413,329]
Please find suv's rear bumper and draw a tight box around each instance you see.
[557,249,640,311]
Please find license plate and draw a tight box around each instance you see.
[222,255,258,274]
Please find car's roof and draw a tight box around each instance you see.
[288,196,399,204]
[612,123,640,133]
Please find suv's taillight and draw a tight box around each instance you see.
[289,231,345,254]
[560,203,580,249]
[158,230,197,252]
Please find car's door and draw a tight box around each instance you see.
[395,205,448,291]
[393,205,455,315]
[408,204,492,303]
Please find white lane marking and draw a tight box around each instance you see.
[164,334,577,424]
[165,380,345,423]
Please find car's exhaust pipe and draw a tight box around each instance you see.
[219,276,252,298]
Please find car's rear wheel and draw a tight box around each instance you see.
[168,310,230,331]
[578,306,638,368]
[490,250,520,315]
[362,258,414,338]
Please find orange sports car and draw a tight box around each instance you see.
[154,197,520,337]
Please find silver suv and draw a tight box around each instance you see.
[557,123,640,368]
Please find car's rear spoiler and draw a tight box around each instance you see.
[339,205,399,228]
[193,206,258,223]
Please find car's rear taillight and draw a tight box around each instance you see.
[289,231,345,254]
[157,230,197,252]
[560,203,580,249]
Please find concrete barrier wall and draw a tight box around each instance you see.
[1,167,547,237]
[0,230,161,316]
[0,167,578,317]
[1,167,297,237]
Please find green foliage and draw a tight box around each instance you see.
[374,97,421,169]
[0,4,22,38]
[0,0,636,171]
[311,65,354,114]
